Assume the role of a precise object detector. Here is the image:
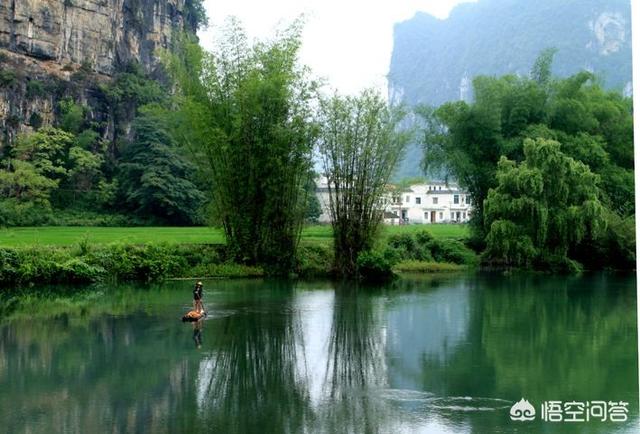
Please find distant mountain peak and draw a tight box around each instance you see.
[388,0,631,179]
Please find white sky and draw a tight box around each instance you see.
[198,0,477,96]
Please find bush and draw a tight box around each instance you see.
[383,230,477,267]
[190,262,264,278]
[394,260,466,273]
[0,248,19,282]
[0,68,17,87]
[296,244,333,277]
[87,244,186,282]
[0,200,54,226]
[48,209,151,227]
[569,211,635,271]
[386,231,433,261]
[414,230,435,246]
[357,250,395,282]
[428,238,479,265]
[535,254,583,274]
[173,243,224,267]
[26,80,45,98]
[60,258,105,282]
[28,112,43,129]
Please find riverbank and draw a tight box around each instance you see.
[0,228,477,285]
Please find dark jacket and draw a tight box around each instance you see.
[193,285,203,300]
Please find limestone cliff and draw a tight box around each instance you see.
[0,0,196,148]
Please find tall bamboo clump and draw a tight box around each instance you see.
[318,90,410,277]
[164,19,319,274]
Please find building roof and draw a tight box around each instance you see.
[398,184,468,195]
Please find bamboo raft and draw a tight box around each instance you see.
[181,310,206,322]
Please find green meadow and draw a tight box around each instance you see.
[0,224,468,247]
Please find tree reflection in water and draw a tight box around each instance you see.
[318,284,392,433]
[195,280,312,434]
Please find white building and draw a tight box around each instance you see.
[315,176,332,224]
[386,182,473,224]
[316,178,473,225]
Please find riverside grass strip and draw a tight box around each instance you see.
[0,224,468,247]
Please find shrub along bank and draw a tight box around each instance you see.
[0,230,477,285]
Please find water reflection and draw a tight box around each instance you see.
[192,320,203,349]
[317,284,390,433]
[0,274,636,433]
[195,280,312,434]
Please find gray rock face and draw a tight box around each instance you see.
[1,0,188,74]
[389,0,632,108]
[0,0,193,147]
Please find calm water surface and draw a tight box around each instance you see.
[0,273,637,433]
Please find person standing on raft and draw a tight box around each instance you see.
[193,281,204,313]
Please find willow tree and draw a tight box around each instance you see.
[318,90,410,277]
[483,138,604,271]
[164,19,318,272]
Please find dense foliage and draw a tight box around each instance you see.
[0,63,209,226]
[317,90,411,276]
[484,138,604,272]
[164,20,318,273]
[0,243,262,285]
[118,111,205,224]
[420,53,634,270]
[184,0,209,30]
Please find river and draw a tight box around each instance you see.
[0,272,637,433]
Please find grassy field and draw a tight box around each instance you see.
[0,224,468,247]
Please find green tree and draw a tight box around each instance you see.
[118,112,205,225]
[58,98,86,134]
[164,19,318,272]
[0,160,58,203]
[14,127,75,180]
[184,0,208,30]
[420,53,633,253]
[530,47,557,85]
[67,146,104,192]
[483,138,604,271]
[317,90,410,276]
[98,62,166,157]
[303,172,322,223]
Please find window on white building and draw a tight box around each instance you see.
[453,195,459,204]
[466,196,471,204]
[433,197,438,204]
[416,197,421,205]
[439,212,443,219]
[463,212,466,219]
[451,212,454,219]
[424,212,429,219]
[438,186,442,190]
[405,195,410,203]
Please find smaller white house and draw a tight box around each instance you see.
[315,178,473,225]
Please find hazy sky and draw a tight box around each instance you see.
[198,0,477,96]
